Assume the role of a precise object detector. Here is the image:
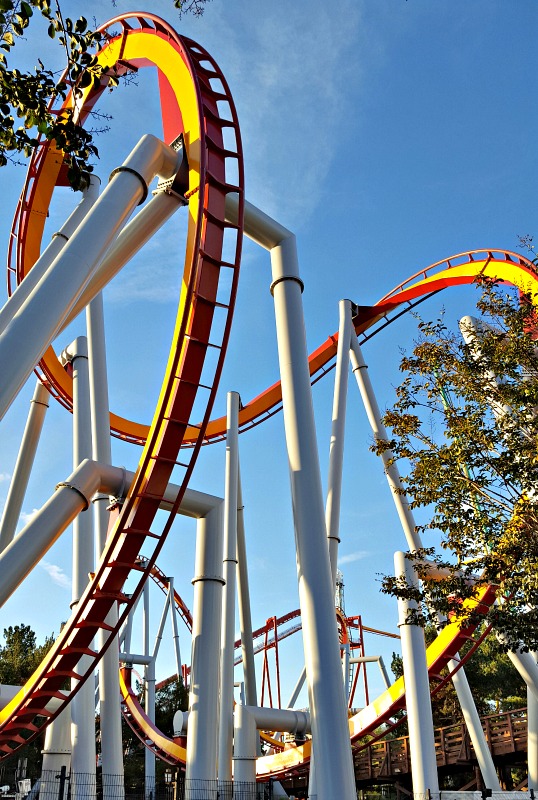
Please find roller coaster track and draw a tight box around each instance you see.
[3,8,538,785]
[0,13,244,755]
[119,586,497,778]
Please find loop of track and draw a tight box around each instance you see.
[0,14,244,756]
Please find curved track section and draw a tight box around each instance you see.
[117,250,538,778]
[188,249,538,446]
[0,14,244,756]
[118,585,496,778]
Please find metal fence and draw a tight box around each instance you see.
[0,772,287,800]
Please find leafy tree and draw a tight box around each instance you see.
[0,624,54,685]
[155,677,188,736]
[379,277,538,651]
[0,625,55,782]
[0,0,211,189]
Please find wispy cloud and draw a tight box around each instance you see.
[178,0,363,227]
[338,550,369,565]
[40,561,71,590]
[0,472,10,483]
[19,508,39,526]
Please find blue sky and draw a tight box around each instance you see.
[0,0,537,710]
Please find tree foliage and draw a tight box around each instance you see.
[0,624,54,685]
[379,277,538,651]
[0,0,211,189]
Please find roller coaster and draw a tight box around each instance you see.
[0,12,537,800]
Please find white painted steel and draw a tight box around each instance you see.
[168,576,182,679]
[529,678,538,790]
[245,705,310,735]
[226,198,355,799]
[505,648,538,701]
[153,589,172,660]
[232,704,257,792]
[286,667,306,709]
[447,659,500,790]
[119,653,153,666]
[0,461,221,609]
[326,299,352,588]
[0,176,99,336]
[350,656,391,690]
[87,291,124,795]
[0,135,180,420]
[64,337,96,787]
[349,656,390,689]
[350,334,421,552]
[0,380,50,551]
[0,460,123,606]
[395,551,439,797]
[185,501,224,798]
[40,705,72,800]
[218,392,240,782]
[236,465,258,709]
[65,191,184,326]
[351,332,501,790]
[145,659,156,796]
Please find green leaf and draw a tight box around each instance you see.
[47,22,55,38]
[21,1,33,16]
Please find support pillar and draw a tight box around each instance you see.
[529,662,538,791]
[218,392,240,783]
[63,337,96,798]
[395,551,439,799]
[185,503,224,799]
[87,292,124,797]
[0,380,50,551]
[236,466,258,708]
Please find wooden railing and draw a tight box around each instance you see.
[354,708,528,783]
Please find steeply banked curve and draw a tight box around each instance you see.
[0,14,244,757]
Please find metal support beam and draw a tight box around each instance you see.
[226,197,356,799]
[0,380,50,551]
[218,392,240,782]
[395,551,439,798]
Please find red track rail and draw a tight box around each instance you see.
[0,14,244,756]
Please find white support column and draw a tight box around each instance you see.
[286,667,307,709]
[351,331,501,790]
[0,460,121,608]
[0,134,180,420]
[350,333,421,552]
[87,291,124,796]
[167,576,182,679]
[236,465,258,708]
[63,337,96,797]
[225,199,355,799]
[141,580,154,798]
[0,176,100,337]
[218,392,240,783]
[145,659,156,798]
[185,502,224,799]
[395,551,439,799]
[232,704,257,795]
[40,705,72,800]
[310,297,353,800]
[529,662,538,791]
[65,191,185,328]
[326,299,353,587]
[0,380,50,551]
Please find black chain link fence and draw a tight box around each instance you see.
[0,772,288,800]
